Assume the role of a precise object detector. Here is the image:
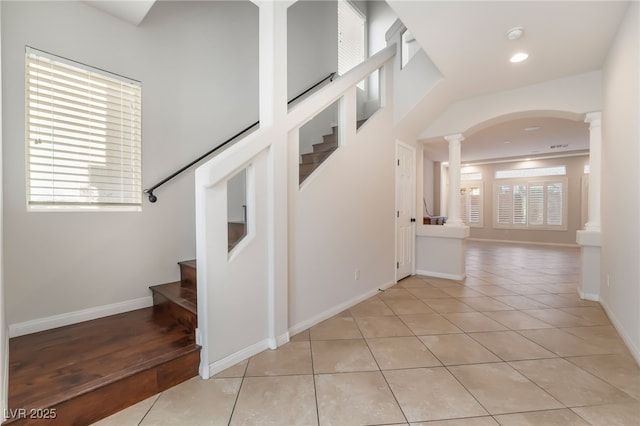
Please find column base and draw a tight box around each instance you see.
[416,225,469,280]
[576,230,602,301]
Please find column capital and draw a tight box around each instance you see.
[584,111,602,128]
[444,133,465,144]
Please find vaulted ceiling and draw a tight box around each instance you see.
[387,0,630,162]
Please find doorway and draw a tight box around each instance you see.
[396,141,416,281]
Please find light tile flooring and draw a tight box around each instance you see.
[95,242,640,425]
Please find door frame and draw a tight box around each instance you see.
[395,140,416,282]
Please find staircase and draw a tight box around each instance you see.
[299,120,368,183]
[150,260,198,336]
[5,262,201,425]
[299,125,338,183]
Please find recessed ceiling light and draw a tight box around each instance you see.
[510,52,529,63]
[503,140,511,144]
[506,27,525,40]
[524,126,541,131]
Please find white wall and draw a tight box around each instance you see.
[386,20,443,127]
[2,1,259,329]
[368,0,396,57]
[600,2,640,361]
[289,51,399,332]
[287,0,338,100]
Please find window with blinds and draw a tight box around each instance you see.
[338,0,365,87]
[26,48,142,211]
[494,179,567,230]
[460,182,483,227]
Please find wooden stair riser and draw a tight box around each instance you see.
[178,260,196,291]
[152,292,197,334]
[6,307,200,426]
[228,222,247,250]
[4,349,199,426]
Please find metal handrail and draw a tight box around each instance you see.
[144,71,336,203]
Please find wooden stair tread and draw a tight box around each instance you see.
[6,307,199,425]
[150,282,197,314]
[178,259,196,270]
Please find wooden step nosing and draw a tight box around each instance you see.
[178,260,196,270]
[7,344,200,416]
[150,283,197,314]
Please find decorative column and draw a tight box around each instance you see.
[415,133,469,281]
[444,133,464,226]
[576,111,602,301]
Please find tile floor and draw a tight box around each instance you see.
[94,241,640,425]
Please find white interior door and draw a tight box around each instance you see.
[396,141,415,281]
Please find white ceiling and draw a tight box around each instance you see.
[82,0,156,26]
[422,116,590,163]
[387,0,630,162]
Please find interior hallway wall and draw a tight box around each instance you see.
[1,1,259,329]
[600,2,640,361]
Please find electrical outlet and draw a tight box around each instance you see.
[355,269,360,280]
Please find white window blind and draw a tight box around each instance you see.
[338,1,365,82]
[26,48,142,210]
[460,182,483,227]
[494,179,567,230]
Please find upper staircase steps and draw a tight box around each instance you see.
[299,120,366,183]
[6,261,201,425]
[299,127,338,183]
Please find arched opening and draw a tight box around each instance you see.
[421,111,590,246]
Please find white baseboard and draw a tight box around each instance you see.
[8,296,153,338]
[415,269,465,281]
[202,331,290,378]
[599,298,640,366]
[275,332,290,346]
[467,238,579,248]
[578,290,600,302]
[288,280,396,338]
[2,330,8,421]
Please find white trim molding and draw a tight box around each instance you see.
[415,270,465,281]
[8,296,153,338]
[288,280,396,338]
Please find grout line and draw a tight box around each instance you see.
[308,339,321,426]
[226,366,247,426]
[352,304,411,426]
[136,393,161,426]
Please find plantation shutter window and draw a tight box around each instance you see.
[546,182,564,226]
[460,183,483,227]
[496,184,512,225]
[493,179,567,230]
[528,183,545,226]
[26,48,142,210]
[468,186,482,225]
